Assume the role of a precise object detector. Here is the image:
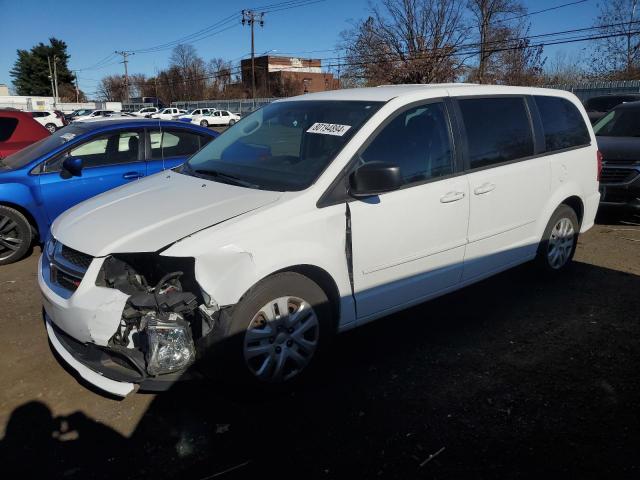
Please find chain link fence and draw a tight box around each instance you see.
[544,80,640,102]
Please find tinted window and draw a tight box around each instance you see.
[149,129,203,159]
[360,102,453,185]
[593,108,640,137]
[534,96,590,151]
[0,118,18,142]
[459,97,534,169]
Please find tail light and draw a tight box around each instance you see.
[596,150,603,182]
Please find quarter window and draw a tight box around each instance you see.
[359,102,454,185]
[458,97,534,169]
[534,96,590,151]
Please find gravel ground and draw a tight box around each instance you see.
[0,210,638,479]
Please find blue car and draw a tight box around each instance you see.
[0,119,218,265]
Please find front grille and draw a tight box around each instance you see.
[603,158,639,166]
[61,245,93,270]
[600,167,638,184]
[56,269,82,291]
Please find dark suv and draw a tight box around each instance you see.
[594,101,640,210]
[584,94,640,124]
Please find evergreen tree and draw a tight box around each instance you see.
[10,38,75,97]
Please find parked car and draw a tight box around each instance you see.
[0,119,217,265]
[593,100,640,210]
[0,110,50,159]
[66,109,95,122]
[195,110,241,127]
[38,85,601,397]
[583,94,640,124]
[130,107,159,117]
[150,108,187,120]
[71,110,118,122]
[178,108,214,120]
[30,110,67,133]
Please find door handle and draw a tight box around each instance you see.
[440,191,466,203]
[473,182,496,195]
[123,172,143,180]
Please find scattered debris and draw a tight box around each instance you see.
[215,423,230,434]
[420,447,446,468]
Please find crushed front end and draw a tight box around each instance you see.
[40,238,223,397]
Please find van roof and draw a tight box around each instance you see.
[278,83,575,103]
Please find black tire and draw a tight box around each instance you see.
[200,120,209,127]
[229,119,236,126]
[206,272,333,385]
[45,123,57,133]
[0,206,32,266]
[534,204,580,273]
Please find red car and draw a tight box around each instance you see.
[0,110,50,158]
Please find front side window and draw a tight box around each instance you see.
[593,108,640,137]
[358,102,454,186]
[185,100,382,191]
[458,97,534,169]
[44,130,141,172]
[0,118,18,142]
[149,129,203,159]
[534,96,590,151]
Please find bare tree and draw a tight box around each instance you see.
[97,75,126,101]
[590,0,640,79]
[169,44,207,100]
[467,0,525,83]
[206,58,233,98]
[341,0,469,86]
[543,51,587,85]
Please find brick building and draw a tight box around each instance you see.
[240,56,339,97]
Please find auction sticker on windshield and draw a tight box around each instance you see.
[306,123,352,136]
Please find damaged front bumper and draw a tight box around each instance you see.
[39,244,218,397]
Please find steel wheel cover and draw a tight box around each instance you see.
[243,296,319,382]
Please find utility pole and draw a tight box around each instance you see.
[241,9,265,106]
[47,56,56,107]
[52,55,60,109]
[115,50,134,102]
[73,71,80,103]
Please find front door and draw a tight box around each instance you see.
[349,101,470,320]
[38,129,146,224]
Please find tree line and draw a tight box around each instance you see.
[9,0,640,102]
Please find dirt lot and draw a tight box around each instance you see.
[0,210,639,479]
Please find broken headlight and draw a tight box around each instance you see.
[143,311,195,376]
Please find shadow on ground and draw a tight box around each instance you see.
[2,260,639,479]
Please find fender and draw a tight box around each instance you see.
[0,181,49,239]
[534,179,585,241]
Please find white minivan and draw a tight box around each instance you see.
[39,84,601,396]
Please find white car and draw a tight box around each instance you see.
[29,111,65,133]
[72,110,118,122]
[150,108,186,120]
[40,84,600,396]
[130,107,159,117]
[178,108,214,120]
[195,110,240,127]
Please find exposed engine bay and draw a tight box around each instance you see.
[96,254,221,377]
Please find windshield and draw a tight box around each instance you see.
[183,100,382,191]
[0,125,86,169]
[593,108,640,137]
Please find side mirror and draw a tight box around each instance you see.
[349,161,403,197]
[62,157,83,177]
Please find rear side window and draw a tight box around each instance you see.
[149,129,203,159]
[0,118,18,142]
[458,97,534,169]
[534,96,590,151]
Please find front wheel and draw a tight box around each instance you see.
[220,272,332,384]
[0,206,32,266]
[535,204,579,272]
[199,120,209,127]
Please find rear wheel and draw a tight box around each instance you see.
[0,206,32,266]
[229,119,236,126]
[535,204,579,272]
[45,123,57,133]
[220,272,332,384]
[200,120,209,127]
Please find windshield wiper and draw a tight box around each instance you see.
[194,168,261,189]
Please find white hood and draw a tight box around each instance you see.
[52,172,282,257]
